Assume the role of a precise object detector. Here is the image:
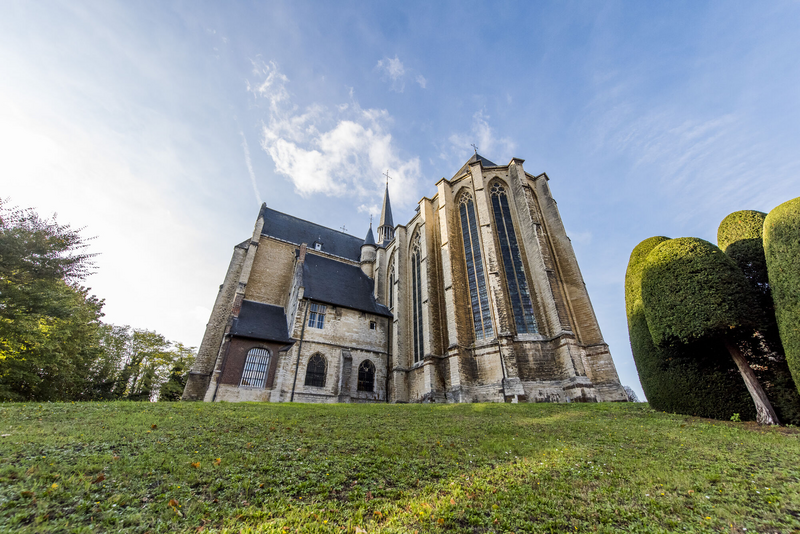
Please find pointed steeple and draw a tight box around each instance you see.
[377,183,394,244]
[364,222,376,246]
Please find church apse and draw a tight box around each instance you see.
[183,153,628,404]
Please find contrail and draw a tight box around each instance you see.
[240,131,263,206]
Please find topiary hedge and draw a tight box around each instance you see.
[625,237,754,420]
[640,238,760,347]
[764,197,800,395]
[718,210,800,425]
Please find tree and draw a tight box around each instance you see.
[641,237,779,424]
[0,201,103,401]
[158,343,196,401]
[718,210,800,425]
[764,197,800,394]
[625,237,754,420]
[99,326,196,401]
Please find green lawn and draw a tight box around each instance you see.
[1,402,797,533]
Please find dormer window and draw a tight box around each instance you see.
[314,242,322,251]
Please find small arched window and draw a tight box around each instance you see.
[240,348,270,388]
[304,354,327,387]
[388,255,395,310]
[410,233,424,363]
[357,360,375,392]
[459,192,494,340]
[490,183,538,334]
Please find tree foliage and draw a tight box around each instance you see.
[718,210,800,425]
[641,238,761,347]
[764,197,800,394]
[0,200,195,401]
[640,237,778,424]
[625,237,753,420]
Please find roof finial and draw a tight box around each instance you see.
[340,225,347,233]
[471,143,478,155]
[370,214,373,226]
[383,169,392,186]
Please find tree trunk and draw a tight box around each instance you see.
[724,338,780,425]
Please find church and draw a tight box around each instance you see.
[182,153,627,403]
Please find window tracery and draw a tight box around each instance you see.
[304,354,327,387]
[410,233,424,362]
[357,360,375,392]
[458,192,494,340]
[490,183,538,333]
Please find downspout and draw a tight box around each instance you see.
[290,301,310,402]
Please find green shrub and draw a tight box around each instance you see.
[718,210,800,425]
[625,237,754,420]
[764,197,800,395]
[641,237,779,424]
[641,238,759,347]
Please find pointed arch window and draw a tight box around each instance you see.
[240,348,270,388]
[304,354,327,387]
[459,192,494,340]
[410,234,424,362]
[357,360,375,392]
[388,256,395,310]
[490,183,538,333]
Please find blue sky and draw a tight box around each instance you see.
[2,1,799,400]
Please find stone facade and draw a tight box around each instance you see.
[183,154,628,404]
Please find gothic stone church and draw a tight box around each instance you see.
[183,154,627,403]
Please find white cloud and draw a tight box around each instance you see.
[252,61,421,206]
[239,131,262,206]
[448,111,516,162]
[375,55,427,92]
[358,203,380,217]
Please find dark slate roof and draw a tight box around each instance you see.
[260,207,363,261]
[364,224,376,246]
[378,184,394,229]
[302,253,393,317]
[453,153,498,178]
[230,300,294,344]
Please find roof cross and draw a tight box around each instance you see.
[383,169,392,185]
[471,143,478,155]
[340,225,347,233]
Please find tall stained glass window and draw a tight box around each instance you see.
[411,234,424,362]
[388,257,395,310]
[458,192,494,340]
[489,183,538,334]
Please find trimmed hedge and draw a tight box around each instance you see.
[718,209,800,424]
[641,237,760,347]
[625,237,754,419]
[764,197,800,395]
[718,211,772,316]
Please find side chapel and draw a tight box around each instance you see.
[183,154,627,403]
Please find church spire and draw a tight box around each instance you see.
[364,220,376,246]
[377,182,394,244]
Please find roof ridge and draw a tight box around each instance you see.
[263,206,361,241]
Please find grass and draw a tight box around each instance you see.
[0,402,798,533]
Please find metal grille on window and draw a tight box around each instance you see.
[357,359,375,392]
[304,354,326,387]
[240,348,270,388]
[490,183,538,334]
[307,303,326,329]
[411,234,424,363]
[458,192,494,340]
